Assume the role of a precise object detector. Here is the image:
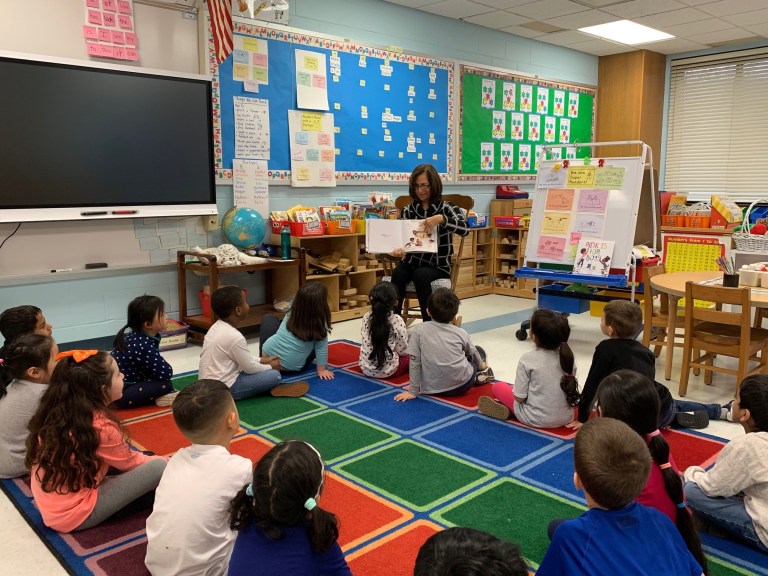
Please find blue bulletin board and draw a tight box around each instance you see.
[210,21,454,183]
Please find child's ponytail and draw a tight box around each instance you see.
[530,309,579,406]
[307,505,340,554]
[113,295,165,351]
[647,433,708,574]
[368,282,399,369]
[228,484,257,531]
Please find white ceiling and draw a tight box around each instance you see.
[382,0,768,56]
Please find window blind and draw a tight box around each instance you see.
[665,48,768,202]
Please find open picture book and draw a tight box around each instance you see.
[365,219,438,254]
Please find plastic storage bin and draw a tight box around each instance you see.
[538,284,590,314]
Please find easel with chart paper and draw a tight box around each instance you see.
[514,142,657,331]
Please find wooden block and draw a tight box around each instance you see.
[340,288,358,296]
[350,295,369,302]
[348,300,358,307]
[368,259,379,266]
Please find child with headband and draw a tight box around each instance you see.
[228,440,352,575]
[146,379,252,575]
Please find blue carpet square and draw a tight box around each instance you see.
[513,445,583,501]
[306,370,388,405]
[417,414,561,472]
[344,393,464,433]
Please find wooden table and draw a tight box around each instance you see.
[649,271,768,380]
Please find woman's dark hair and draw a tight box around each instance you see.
[738,374,768,432]
[229,440,338,554]
[25,352,122,493]
[0,334,55,399]
[113,295,165,351]
[367,282,400,370]
[286,282,332,342]
[530,309,579,406]
[596,370,708,575]
[0,305,43,389]
[408,163,443,205]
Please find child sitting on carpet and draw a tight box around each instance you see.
[145,379,253,575]
[570,300,725,430]
[199,286,305,401]
[227,440,352,575]
[684,374,768,553]
[359,282,409,379]
[0,334,58,478]
[414,527,528,576]
[111,295,177,408]
[25,350,166,533]
[537,418,704,576]
[595,370,708,572]
[394,288,492,402]
[0,304,53,388]
[477,309,578,427]
[260,281,335,380]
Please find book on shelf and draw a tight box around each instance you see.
[365,220,437,254]
[573,238,614,277]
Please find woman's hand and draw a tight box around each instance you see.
[317,366,334,380]
[394,391,416,402]
[422,215,444,234]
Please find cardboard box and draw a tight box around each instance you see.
[710,195,743,229]
[159,319,189,351]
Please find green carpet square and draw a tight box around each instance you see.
[433,478,584,567]
[337,440,494,511]
[171,372,199,390]
[263,411,396,462]
[237,396,323,429]
[709,558,760,576]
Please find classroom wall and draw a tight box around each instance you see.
[0,0,598,344]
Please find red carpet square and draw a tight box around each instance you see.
[324,473,412,550]
[327,341,361,366]
[126,413,245,456]
[346,520,441,576]
[85,537,150,576]
[115,405,169,422]
[433,382,494,409]
[344,363,410,386]
[662,429,724,470]
[230,435,274,463]
[62,507,150,556]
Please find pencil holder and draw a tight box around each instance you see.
[723,274,740,287]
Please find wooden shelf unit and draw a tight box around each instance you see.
[176,250,303,341]
[454,227,494,298]
[272,232,382,323]
[493,227,536,298]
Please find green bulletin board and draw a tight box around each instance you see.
[458,65,596,181]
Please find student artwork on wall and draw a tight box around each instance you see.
[210,19,453,183]
[458,64,595,181]
[82,0,138,61]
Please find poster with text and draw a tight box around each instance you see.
[83,0,138,61]
[296,49,329,111]
[288,110,336,187]
[234,97,270,159]
[233,159,269,218]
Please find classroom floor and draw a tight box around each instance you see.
[0,294,744,575]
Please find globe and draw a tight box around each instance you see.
[221,206,266,250]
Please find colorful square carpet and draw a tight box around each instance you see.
[2,340,766,575]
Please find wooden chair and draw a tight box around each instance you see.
[679,281,768,397]
[642,264,689,377]
[382,194,474,324]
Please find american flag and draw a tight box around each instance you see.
[208,0,234,63]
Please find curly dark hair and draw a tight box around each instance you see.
[25,352,123,493]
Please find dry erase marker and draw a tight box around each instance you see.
[112,210,138,215]
[51,268,73,273]
[80,211,108,216]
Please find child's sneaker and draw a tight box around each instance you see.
[271,381,309,398]
[722,400,734,422]
[476,365,495,384]
[478,396,510,420]
[155,391,179,407]
[674,410,709,429]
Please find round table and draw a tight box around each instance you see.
[649,270,768,381]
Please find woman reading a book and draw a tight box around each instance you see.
[390,164,468,321]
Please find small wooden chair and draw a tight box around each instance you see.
[381,194,474,323]
[679,281,768,396]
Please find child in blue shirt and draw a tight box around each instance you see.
[111,295,176,408]
[538,418,704,576]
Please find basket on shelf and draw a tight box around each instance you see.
[733,199,768,252]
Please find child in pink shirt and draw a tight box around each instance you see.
[26,350,166,532]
